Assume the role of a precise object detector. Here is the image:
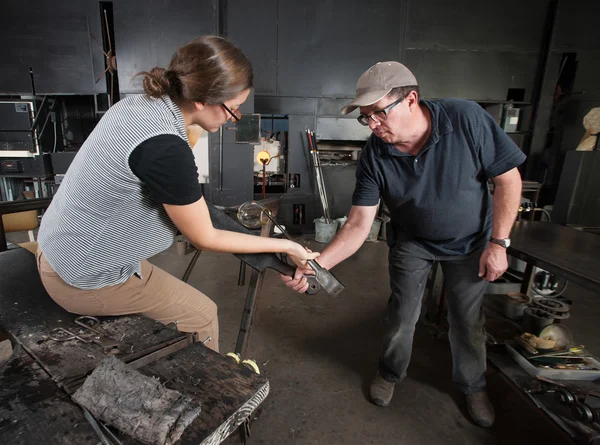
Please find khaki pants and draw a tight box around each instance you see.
[36,249,219,352]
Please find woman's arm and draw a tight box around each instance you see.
[164,197,318,267]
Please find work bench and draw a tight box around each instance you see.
[508,221,600,296]
[0,247,269,445]
[488,221,600,444]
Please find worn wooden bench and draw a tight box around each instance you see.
[0,247,269,445]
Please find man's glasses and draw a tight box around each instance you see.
[357,95,405,126]
[222,103,241,122]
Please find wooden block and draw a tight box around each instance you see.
[138,342,270,445]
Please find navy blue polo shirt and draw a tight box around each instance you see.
[353,98,526,256]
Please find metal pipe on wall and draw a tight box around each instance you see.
[525,0,559,180]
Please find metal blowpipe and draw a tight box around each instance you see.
[306,129,331,223]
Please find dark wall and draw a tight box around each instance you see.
[0,0,97,94]
[551,2,600,152]
[527,0,600,184]
[234,0,549,106]
[1,0,597,225]
[112,0,217,94]
[227,0,553,226]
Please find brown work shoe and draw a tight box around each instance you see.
[466,391,495,427]
[369,372,395,407]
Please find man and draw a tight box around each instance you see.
[282,61,524,427]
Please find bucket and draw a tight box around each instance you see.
[314,217,338,243]
[175,236,191,256]
[522,307,554,335]
[365,217,382,242]
[504,292,529,320]
[335,216,348,229]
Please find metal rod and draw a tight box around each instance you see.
[312,149,329,221]
[83,409,113,445]
[252,201,321,276]
[261,162,267,199]
[252,201,292,241]
[96,66,111,83]
[310,130,330,220]
[311,131,332,221]
[218,127,224,191]
[313,133,329,219]
[38,100,57,141]
[30,96,48,131]
[306,130,330,222]
[182,249,202,283]
[103,8,112,52]
[0,129,38,133]
[99,422,124,445]
[90,32,109,58]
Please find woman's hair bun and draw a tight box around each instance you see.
[142,67,171,98]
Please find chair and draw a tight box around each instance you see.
[2,210,40,254]
[0,197,52,254]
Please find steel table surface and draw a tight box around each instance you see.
[507,222,600,296]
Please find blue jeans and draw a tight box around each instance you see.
[379,235,489,394]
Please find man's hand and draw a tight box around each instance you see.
[279,205,378,294]
[280,265,315,294]
[478,243,508,282]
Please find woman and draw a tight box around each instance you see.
[36,36,317,352]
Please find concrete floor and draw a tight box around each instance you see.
[6,232,600,445]
[148,236,600,445]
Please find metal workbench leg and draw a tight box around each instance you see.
[181,249,202,283]
[235,268,265,359]
[238,260,246,286]
[521,262,535,295]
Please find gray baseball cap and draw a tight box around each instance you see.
[340,61,418,115]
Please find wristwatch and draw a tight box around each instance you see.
[489,237,511,248]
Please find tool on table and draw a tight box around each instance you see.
[252,201,345,297]
[516,327,597,369]
[49,316,126,354]
[520,332,557,351]
[516,333,540,355]
[529,346,590,361]
[538,324,574,349]
[524,384,577,406]
[84,409,113,445]
[207,202,345,296]
[536,375,568,387]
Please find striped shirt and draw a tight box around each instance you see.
[38,95,189,289]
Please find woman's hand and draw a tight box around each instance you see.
[286,241,320,268]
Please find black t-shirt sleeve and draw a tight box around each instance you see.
[477,108,527,178]
[352,139,382,206]
[128,134,203,205]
